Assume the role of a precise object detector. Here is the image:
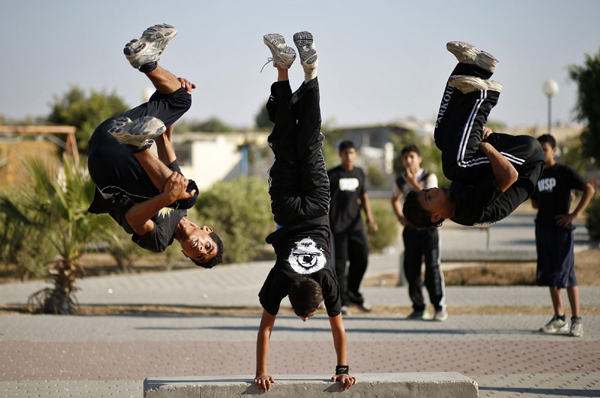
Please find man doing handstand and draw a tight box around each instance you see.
[403,42,545,228]
[254,31,356,393]
[87,24,223,267]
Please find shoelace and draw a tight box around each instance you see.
[260,57,273,73]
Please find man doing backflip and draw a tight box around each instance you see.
[87,24,223,268]
[254,32,356,393]
[403,42,545,228]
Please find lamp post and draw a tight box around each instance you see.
[542,80,559,135]
[141,87,154,103]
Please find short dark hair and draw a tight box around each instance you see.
[191,231,224,269]
[288,276,323,317]
[338,140,356,153]
[401,144,421,156]
[403,191,442,229]
[537,134,556,149]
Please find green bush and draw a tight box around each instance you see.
[364,199,399,253]
[585,194,600,242]
[194,176,274,264]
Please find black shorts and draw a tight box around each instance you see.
[535,224,577,288]
[88,88,191,204]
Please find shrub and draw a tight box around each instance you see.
[364,199,399,253]
[194,176,274,264]
[585,194,600,242]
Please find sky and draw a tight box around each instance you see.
[1,0,599,130]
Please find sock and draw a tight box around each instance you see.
[304,60,318,83]
[557,314,566,322]
[139,61,158,74]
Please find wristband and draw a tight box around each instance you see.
[335,365,349,375]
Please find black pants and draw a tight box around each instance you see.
[434,64,543,183]
[267,78,330,226]
[403,227,445,312]
[88,88,192,208]
[333,225,369,306]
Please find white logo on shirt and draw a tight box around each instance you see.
[537,177,556,192]
[288,237,326,275]
[339,178,359,192]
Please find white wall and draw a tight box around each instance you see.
[179,136,242,191]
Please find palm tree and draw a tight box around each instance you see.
[0,156,112,314]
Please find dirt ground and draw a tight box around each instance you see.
[363,248,600,287]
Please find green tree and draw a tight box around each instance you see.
[195,176,274,263]
[364,199,399,252]
[0,187,56,280]
[255,100,274,130]
[1,156,113,314]
[190,116,236,133]
[569,49,600,165]
[47,86,129,155]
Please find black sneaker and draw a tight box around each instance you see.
[406,310,426,320]
[108,116,166,152]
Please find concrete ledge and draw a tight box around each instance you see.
[144,373,478,397]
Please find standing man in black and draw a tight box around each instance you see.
[328,141,378,315]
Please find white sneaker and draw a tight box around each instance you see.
[124,24,178,69]
[433,308,448,322]
[446,41,499,73]
[263,34,296,70]
[448,75,502,94]
[108,116,166,151]
[341,305,351,316]
[539,314,569,334]
[569,317,583,337]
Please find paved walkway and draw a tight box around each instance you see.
[1,212,599,397]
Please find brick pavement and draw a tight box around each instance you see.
[1,314,599,397]
[0,211,599,397]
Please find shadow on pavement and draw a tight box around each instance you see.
[478,387,600,397]
[134,325,543,336]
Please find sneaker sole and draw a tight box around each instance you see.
[447,41,498,73]
[448,75,502,94]
[109,116,166,147]
[263,34,296,69]
[293,31,318,65]
[124,24,178,69]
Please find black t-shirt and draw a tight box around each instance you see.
[89,160,187,253]
[327,166,366,233]
[450,175,532,226]
[259,215,341,317]
[531,163,587,230]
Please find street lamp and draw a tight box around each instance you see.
[141,87,154,103]
[542,79,559,135]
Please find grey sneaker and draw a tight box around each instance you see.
[124,24,178,69]
[293,31,318,68]
[446,41,498,73]
[406,310,426,320]
[108,116,166,151]
[433,308,448,322]
[569,317,583,337]
[341,305,351,316]
[539,314,570,334]
[448,75,502,94]
[354,301,373,313]
[263,34,296,69]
